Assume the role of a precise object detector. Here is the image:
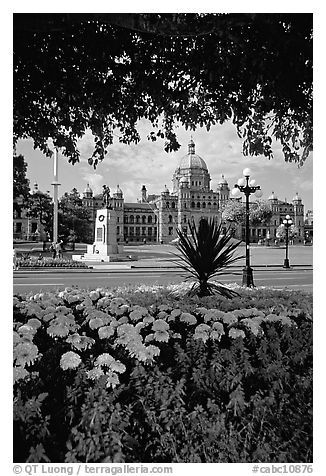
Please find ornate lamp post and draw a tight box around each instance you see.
[231,168,263,287]
[282,215,293,269]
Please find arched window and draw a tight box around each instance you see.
[191,202,195,208]
[169,215,173,223]
[148,215,153,224]
[197,202,200,208]
[166,202,170,208]
[213,202,217,207]
[142,215,146,224]
[208,202,211,207]
[202,202,206,208]
[136,215,140,224]
[129,215,134,224]
[171,202,175,209]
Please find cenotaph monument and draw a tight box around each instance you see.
[72,186,124,262]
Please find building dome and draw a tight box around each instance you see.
[83,183,93,198]
[218,174,228,185]
[178,139,208,172]
[162,185,170,194]
[268,191,278,200]
[114,184,123,197]
[293,192,302,201]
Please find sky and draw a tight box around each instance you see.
[16,118,313,212]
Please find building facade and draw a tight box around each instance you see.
[79,139,305,244]
[13,183,46,241]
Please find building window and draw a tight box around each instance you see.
[142,215,146,224]
[183,215,187,224]
[136,227,140,236]
[124,216,128,224]
[166,202,170,208]
[168,227,173,235]
[169,215,173,223]
[202,202,206,208]
[136,215,140,224]
[197,202,200,208]
[117,226,120,235]
[171,202,175,209]
[117,216,120,223]
[184,202,187,208]
[130,215,134,224]
[208,202,211,207]
[191,202,195,208]
[148,227,152,236]
[142,227,146,235]
[130,227,134,236]
[148,215,153,224]
[192,182,194,186]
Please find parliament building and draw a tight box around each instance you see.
[80,139,306,244]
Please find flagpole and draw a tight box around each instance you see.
[51,148,61,243]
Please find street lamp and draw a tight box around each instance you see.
[231,168,263,287]
[282,215,293,269]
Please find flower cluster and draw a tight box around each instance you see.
[13,286,302,389]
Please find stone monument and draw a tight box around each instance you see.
[73,186,124,262]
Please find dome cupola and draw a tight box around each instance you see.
[114,184,123,198]
[83,183,93,199]
[293,192,302,202]
[268,191,278,201]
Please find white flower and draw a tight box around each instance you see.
[152,319,169,332]
[194,323,211,343]
[89,317,104,330]
[229,328,246,339]
[89,290,100,301]
[210,322,225,341]
[143,315,154,325]
[87,367,105,380]
[26,318,42,330]
[13,366,29,383]
[222,312,238,325]
[14,342,39,366]
[98,326,115,339]
[145,345,160,359]
[180,312,197,325]
[47,323,70,338]
[110,361,126,374]
[95,353,115,367]
[153,330,169,342]
[129,310,143,322]
[106,371,120,389]
[203,309,226,323]
[60,351,82,370]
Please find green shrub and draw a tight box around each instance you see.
[13,287,312,463]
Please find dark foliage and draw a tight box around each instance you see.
[13,287,312,463]
[175,218,243,297]
[14,13,312,167]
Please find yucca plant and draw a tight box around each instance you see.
[174,218,244,298]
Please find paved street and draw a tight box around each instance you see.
[13,266,313,294]
[13,244,313,294]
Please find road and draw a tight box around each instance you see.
[13,266,313,294]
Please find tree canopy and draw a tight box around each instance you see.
[14,13,312,168]
[222,199,273,226]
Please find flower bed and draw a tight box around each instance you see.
[17,257,89,268]
[13,286,312,463]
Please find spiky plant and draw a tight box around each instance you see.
[174,218,244,298]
